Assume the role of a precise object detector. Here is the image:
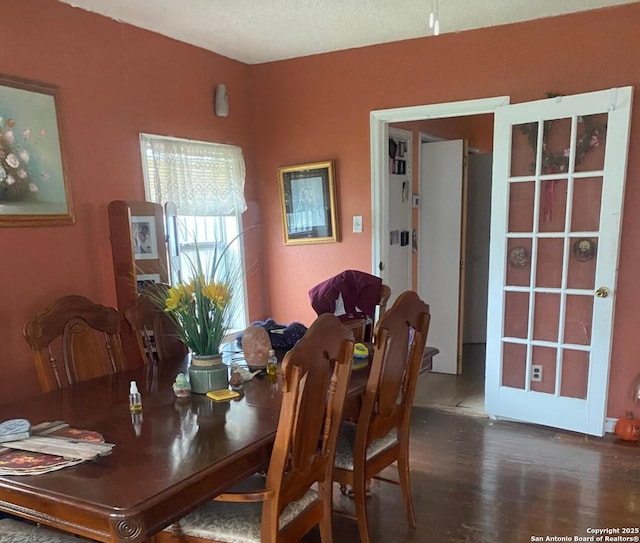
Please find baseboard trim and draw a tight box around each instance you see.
[487,413,619,435]
[605,417,618,434]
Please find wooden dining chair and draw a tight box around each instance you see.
[0,517,92,542]
[23,295,129,392]
[155,313,354,543]
[344,282,392,343]
[332,290,430,543]
[125,284,188,364]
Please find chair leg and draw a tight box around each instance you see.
[397,446,416,528]
[353,471,371,543]
[318,479,334,543]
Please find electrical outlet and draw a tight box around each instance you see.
[531,364,543,383]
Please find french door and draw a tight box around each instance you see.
[485,87,633,436]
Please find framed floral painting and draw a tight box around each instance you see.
[0,74,73,227]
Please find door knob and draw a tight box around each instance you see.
[595,286,609,298]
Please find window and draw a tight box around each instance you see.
[140,134,248,333]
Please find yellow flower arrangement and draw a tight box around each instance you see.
[152,242,239,357]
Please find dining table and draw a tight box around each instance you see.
[0,343,438,543]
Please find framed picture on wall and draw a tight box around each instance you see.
[0,74,74,227]
[136,273,161,294]
[131,215,158,260]
[278,160,339,245]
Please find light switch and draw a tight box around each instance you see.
[353,215,363,233]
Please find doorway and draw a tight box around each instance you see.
[372,88,633,435]
[370,96,509,414]
[413,134,492,416]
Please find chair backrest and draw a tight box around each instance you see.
[349,282,392,343]
[262,313,354,541]
[23,295,129,392]
[377,283,391,320]
[125,284,188,364]
[366,282,391,341]
[359,290,430,446]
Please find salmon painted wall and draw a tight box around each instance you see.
[3,0,640,420]
[250,4,640,418]
[0,0,261,403]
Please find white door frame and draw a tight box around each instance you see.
[370,96,510,280]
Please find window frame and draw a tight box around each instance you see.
[139,134,248,335]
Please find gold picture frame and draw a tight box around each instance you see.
[0,74,74,227]
[278,160,339,245]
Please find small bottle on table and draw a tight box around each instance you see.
[129,381,143,413]
[266,349,277,376]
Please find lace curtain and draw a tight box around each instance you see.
[140,134,247,216]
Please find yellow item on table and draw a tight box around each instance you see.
[206,389,240,402]
[352,343,369,370]
[353,343,369,359]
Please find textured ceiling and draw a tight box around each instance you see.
[58,0,637,64]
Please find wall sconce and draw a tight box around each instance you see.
[214,84,229,117]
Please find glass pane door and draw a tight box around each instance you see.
[485,88,633,436]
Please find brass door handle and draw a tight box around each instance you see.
[595,287,609,298]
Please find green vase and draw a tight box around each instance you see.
[189,353,228,394]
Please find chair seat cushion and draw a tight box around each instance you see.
[171,475,318,543]
[0,518,91,543]
[334,421,398,470]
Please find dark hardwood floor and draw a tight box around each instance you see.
[305,407,640,543]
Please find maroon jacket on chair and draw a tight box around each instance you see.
[308,270,382,319]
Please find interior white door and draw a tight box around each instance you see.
[383,127,413,304]
[485,87,633,436]
[418,139,467,374]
